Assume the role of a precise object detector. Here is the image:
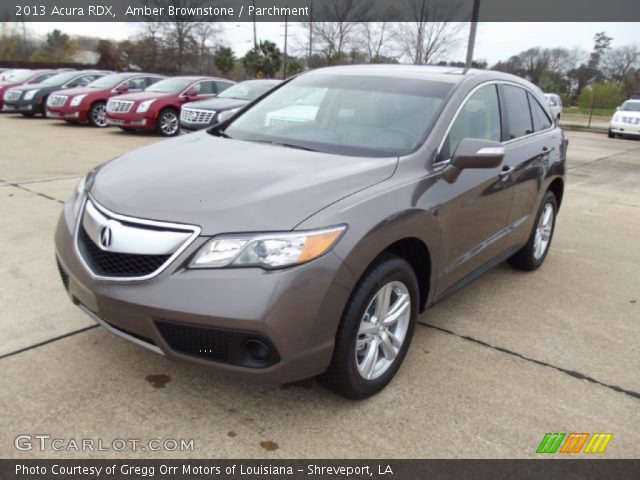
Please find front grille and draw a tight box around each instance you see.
[622,116,640,124]
[47,95,67,107]
[78,226,170,277]
[180,108,215,124]
[106,99,133,113]
[56,257,69,289]
[4,90,21,101]
[155,320,232,361]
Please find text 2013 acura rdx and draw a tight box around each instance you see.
[55,66,566,399]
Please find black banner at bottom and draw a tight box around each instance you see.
[1,459,640,480]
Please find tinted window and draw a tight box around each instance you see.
[124,77,147,90]
[529,93,552,131]
[502,85,533,139]
[194,81,217,94]
[216,81,234,94]
[438,84,501,162]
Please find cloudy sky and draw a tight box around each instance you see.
[26,22,640,65]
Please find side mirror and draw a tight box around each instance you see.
[443,138,504,183]
[184,88,198,98]
[115,84,129,93]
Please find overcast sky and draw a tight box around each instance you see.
[25,22,640,65]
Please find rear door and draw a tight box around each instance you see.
[498,85,560,248]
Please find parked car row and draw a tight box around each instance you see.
[1,68,285,137]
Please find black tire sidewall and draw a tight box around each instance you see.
[526,191,558,269]
[330,255,419,398]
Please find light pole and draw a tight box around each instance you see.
[464,0,481,72]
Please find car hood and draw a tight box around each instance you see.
[53,86,102,97]
[184,97,248,112]
[616,110,640,118]
[8,82,60,92]
[112,91,172,102]
[90,131,397,234]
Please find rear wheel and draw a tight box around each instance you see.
[320,255,418,399]
[88,101,107,127]
[156,108,179,136]
[508,191,557,271]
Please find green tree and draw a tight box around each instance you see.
[242,40,282,78]
[577,82,624,109]
[286,57,304,76]
[42,29,76,62]
[97,40,127,71]
[213,46,235,76]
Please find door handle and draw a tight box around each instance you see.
[499,165,515,179]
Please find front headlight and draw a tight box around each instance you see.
[71,176,87,219]
[70,94,87,107]
[24,89,39,100]
[613,115,621,123]
[190,226,346,269]
[136,99,156,113]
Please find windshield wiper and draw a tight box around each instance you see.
[251,139,317,152]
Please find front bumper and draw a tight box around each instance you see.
[180,120,212,132]
[54,200,354,384]
[47,104,86,121]
[610,121,640,136]
[106,111,154,130]
[3,98,39,113]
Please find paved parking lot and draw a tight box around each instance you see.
[1,115,638,459]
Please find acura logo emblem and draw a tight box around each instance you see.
[100,226,112,248]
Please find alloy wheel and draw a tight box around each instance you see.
[533,203,554,260]
[355,281,411,380]
[92,104,107,127]
[160,111,178,136]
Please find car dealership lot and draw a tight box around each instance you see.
[0,116,638,458]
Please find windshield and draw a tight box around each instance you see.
[621,101,640,112]
[42,71,80,85]
[222,74,452,157]
[6,70,35,82]
[88,73,128,89]
[146,77,192,93]
[219,81,280,101]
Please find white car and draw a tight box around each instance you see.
[609,99,640,138]
[544,93,563,122]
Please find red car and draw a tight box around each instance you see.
[105,76,235,136]
[45,72,166,127]
[0,69,56,111]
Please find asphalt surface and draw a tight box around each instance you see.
[0,115,638,459]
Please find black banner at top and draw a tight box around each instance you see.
[1,0,640,22]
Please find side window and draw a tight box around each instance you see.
[528,93,552,131]
[145,76,163,88]
[501,85,533,139]
[124,77,146,90]
[195,81,217,95]
[437,84,501,162]
[216,81,233,94]
[33,73,53,83]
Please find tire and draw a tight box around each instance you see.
[88,101,108,127]
[320,254,419,399]
[40,98,47,117]
[21,113,36,117]
[508,191,558,271]
[155,108,179,137]
[119,127,135,132]
[608,129,615,138]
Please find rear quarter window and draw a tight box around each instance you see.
[502,85,533,139]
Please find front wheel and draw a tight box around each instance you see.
[508,191,557,271]
[156,108,179,136]
[608,129,615,138]
[320,255,418,399]
[88,101,107,127]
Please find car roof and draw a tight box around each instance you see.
[305,64,533,88]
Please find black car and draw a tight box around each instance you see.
[180,79,281,132]
[3,70,109,117]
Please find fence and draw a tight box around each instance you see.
[559,107,614,131]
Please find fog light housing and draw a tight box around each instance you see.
[244,339,271,363]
